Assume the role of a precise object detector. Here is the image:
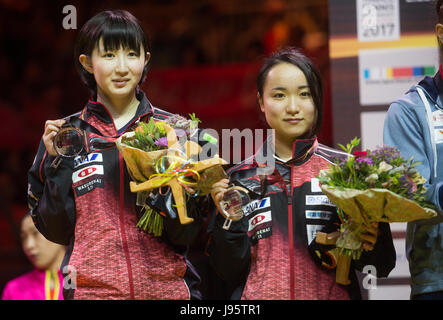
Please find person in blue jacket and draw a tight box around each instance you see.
[383,0,443,300]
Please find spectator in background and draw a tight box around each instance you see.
[1,213,66,300]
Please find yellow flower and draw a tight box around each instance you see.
[155,121,167,135]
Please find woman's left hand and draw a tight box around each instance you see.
[359,222,379,251]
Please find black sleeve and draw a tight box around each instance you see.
[162,195,209,246]
[352,222,396,278]
[27,140,76,245]
[206,209,251,287]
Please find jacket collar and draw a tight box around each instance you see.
[228,137,317,196]
[415,67,443,105]
[83,89,153,125]
[288,137,317,164]
[271,137,317,165]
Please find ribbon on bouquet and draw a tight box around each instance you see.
[130,141,227,225]
[149,154,201,192]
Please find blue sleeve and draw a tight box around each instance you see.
[383,100,443,224]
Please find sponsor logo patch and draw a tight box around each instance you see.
[306,224,325,244]
[74,153,103,168]
[72,164,104,184]
[251,226,272,243]
[311,178,322,193]
[305,195,334,206]
[243,197,270,216]
[248,210,272,243]
[74,177,104,196]
[305,210,333,220]
[248,211,272,231]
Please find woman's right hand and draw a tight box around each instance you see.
[210,178,230,212]
[43,119,66,156]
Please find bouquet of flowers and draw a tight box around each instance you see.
[116,113,227,236]
[317,137,438,284]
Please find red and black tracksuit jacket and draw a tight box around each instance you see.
[207,138,396,300]
[27,90,207,299]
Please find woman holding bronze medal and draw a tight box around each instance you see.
[27,10,204,300]
[208,47,396,300]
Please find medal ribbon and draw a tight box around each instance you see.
[44,270,60,300]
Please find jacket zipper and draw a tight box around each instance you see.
[286,140,317,299]
[80,104,141,299]
[288,191,295,300]
[288,164,295,300]
[119,143,135,298]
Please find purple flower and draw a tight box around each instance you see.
[355,157,373,165]
[371,146,401,163]
[154,137,168,147]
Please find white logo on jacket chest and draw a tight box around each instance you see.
[74,153,103,168]
[305,210,333,220]
[307,225,325,244]
[305,195,334,206]
[72,164,104,183]
[311,178,322,192]
[248,210,272,232]
[243,197,270,216]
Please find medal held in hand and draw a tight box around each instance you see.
[53,125,84,157]
[51,124,85,169]
[51,117,116,168]
[219,186,250,230]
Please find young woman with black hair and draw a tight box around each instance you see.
[208,47,396,300]
[28,10,203,300]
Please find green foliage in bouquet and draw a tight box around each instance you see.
[318,137,436,210]
[136,203,164,237]
[117,113,209,237]
[316,138,438,282]
[122,113,201,152]
[123,118,166,152]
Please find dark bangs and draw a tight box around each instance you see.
[75,10,151,94]
[99,16,147,55]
